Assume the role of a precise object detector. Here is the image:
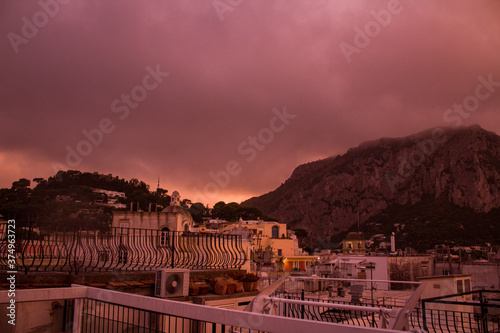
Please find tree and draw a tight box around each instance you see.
[189,203,206,224]
[33,178,46,185]
[210,201,271,222]
[156,188,168,197]
[12,178,30,189]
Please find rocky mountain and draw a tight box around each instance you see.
[242,125,500,248]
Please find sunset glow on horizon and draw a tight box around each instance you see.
[1,0,500,206]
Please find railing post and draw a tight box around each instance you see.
[74,229,80,275]
[171,231,175,268]
[301,289,305,319]
[284,294,287,318]
[479,290,488,333]
[422,300,427,332]
[72,299,82,333]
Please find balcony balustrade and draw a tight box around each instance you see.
[0,225,246,273]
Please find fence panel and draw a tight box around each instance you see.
[0,225,246,273]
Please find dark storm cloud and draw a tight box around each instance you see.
[1,0,499,204]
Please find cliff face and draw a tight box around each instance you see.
[242,126,500,244]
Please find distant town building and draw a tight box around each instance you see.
[342,232,366,254]
[319,249,336,264]
[93,188,126,198]
[222,218,316,273]
[419,275,473,312]
[325,254,434,290]
[92,188,127,209]
[111,191,194,232]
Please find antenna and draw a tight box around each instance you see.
[157,177,160,191]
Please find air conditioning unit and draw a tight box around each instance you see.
[154,269,190,298]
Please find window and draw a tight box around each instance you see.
[465,279,471,293]
[278,249,282,256]
[272,226,279,238]
[160,227,170,246]
[347,242,353,249]
[293,261,299,270]
[457,280,464,294]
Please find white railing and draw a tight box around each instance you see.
[0,285,405,333]
[247,276,424,331]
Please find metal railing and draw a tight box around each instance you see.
[272,290,385,326]
[0,225,246,273]
[255,276,425,330]
[0,285,404,333]
[269,278,500,332]
[414,290,500,333]
[276,291,500,332]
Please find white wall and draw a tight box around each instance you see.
[336,255,390,290]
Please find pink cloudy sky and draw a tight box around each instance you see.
[1,0,500,205]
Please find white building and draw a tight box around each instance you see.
[111,191,194,233]
[333,254,433,290]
